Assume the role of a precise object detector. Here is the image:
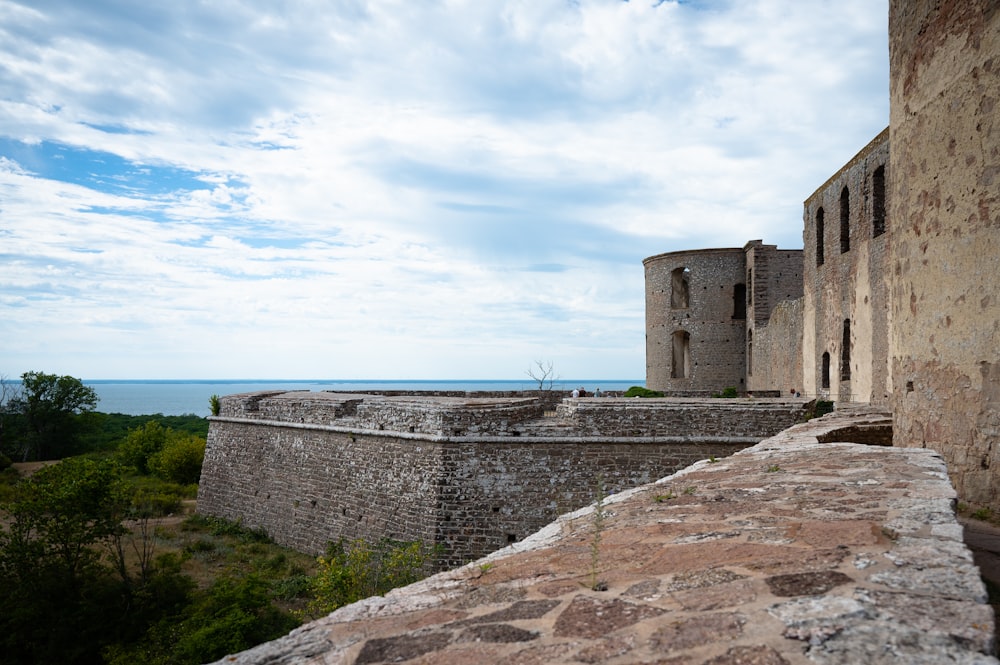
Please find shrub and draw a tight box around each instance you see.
[305,538,436,617]
[117,421,170,474]
[149,434,205,485]
[624,386,665,398]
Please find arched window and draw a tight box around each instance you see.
[841,319,852,381]
[840,186,850,253]
[816,207,825,266]
[872,165,886,237]
[671,330,691,379]
[733,283,746,319]
[821,352,831,390]
[670,267,690,309]
[747,329,753,376]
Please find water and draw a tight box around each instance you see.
[84,379,645,417]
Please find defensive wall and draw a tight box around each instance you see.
[213,405,996,665]
[644,1,1000,516]
[644,244,803,396]
[643,248,749,393]
[198,391,809,567]
[803,128,892,405]
[888,0,1000,510]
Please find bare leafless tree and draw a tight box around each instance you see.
[526,360,559,390]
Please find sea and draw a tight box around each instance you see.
[83,379,645,417]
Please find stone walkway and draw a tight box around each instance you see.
[213,408,998,664]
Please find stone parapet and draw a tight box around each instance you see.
[199,393,810,565]
[555,397,808,438]
[210,406,998,665]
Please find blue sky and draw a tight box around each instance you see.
[0,0,888,380]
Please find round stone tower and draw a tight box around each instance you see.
[644,248,748,394]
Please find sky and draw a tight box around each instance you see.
[0,0,889,381]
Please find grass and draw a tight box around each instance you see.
[117,499,318,611]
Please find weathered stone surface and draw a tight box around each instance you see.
[208,407,998,665]
[200,392,805,567]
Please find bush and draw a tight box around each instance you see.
[149,434,205,485]
[117,421,170,474]
[713,387,739,398]
[306,538,436,617]
[624,386,665,398]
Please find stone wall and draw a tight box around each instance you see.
[889,0,1000,509]
[747,297,804,396]
[212,405,997,665]
[644,248,747,393]
[198,392,808,566]
[802,128,892,404]
[197,421,445,556]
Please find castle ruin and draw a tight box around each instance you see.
[200,0,1000,570]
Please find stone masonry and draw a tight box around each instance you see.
[211,406,997,665]
[198,391,808,567]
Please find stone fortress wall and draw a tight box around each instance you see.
[644,0,999,512]
[643,248,748,393]
[199,390,808,567]
[802,129,892,405]
[644,243,804,396]
[888,0,1000,509]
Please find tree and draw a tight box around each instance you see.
[0,457,132,663]
[149,433,206,485]
[9,371,99,461]
[526,360,559,390]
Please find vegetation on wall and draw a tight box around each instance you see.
[624,386,665,398]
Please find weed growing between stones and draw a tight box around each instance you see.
[588,477,608,591]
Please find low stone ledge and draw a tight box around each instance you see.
[211,407,998,665]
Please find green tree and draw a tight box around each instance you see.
[6,371,99,461]
[117,420,171,473]
[149,433,206,485]
[0,457,129,663]
[0,457,195,664]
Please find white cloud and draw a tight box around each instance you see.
[0,0,888,380]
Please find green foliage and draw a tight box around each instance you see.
[109,574,297,665]
[973,507,993,521]
[0,454,313,664]
[183,513,273,543]
[588,478,607,591]
[149,433,205,485]
[712,386,739,398]
[0,456,181,664]
[2,371,99,461]
[306,538,435,617]
[1,457,130,586]
[87,412,209,451]
[118,421,171,474]
[209,394,221,416]
[118,420,206,484]
[624,386,665,398]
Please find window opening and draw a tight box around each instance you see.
[747,329,753,376]
[671,330,691,379]
[733,283,746,319]
[821,352,831,390]
[872,165,886,237]
[670,267,690,309]
[816,207,825,266]
[841,319,851,381]
[840,186,850,253]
